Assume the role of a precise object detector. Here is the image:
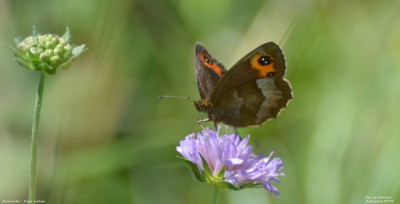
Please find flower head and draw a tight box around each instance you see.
[176,126,285,197]
[11,27,86,74]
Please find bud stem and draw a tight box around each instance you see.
[211,186,220,204]
[28,71,46,202]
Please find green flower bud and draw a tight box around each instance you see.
[39,52,49,61]
[64,44,72,52]
[53,47,63,55]
[29,47,38,55]
[25,36,34,45]
[52,38,59,46]
[58,37,65,45]
[17,42,29,52]
[50,55,60,64]
[63,44,72,58]
[55,44,63,51]
[45,41,53,49]
[44,49,53,56]
[11,27,87,74]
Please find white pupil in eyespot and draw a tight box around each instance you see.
[258,56,271,65]
[204,56,213,65]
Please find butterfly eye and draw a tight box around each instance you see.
[258,56,271,66]
[203,56,213,65]
[267,72,275,76]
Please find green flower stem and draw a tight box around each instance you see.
[28,71,46,202]
[211,186,220,204]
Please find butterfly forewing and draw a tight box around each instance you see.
[194,43,226,100]
[210,42,286,103]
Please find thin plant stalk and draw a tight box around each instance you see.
[211,186,220,204]
[28,71,47,201]
[12,27,86,201]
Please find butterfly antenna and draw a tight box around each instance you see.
[158,95,195,101]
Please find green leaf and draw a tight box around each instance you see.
[199,154,213,182]
[216,166,225,180]
[57,59,72,71]
[72,44,87,56]
[176,156,205,182]
[32,25,39,37]
[63,27,71,43]
[63,48,72,59]
[28,52,39,69]
[216,180,241,190]
[225,182,241,190]
[10,45,26,59]
[42,63,56,74]
[14,57,33,70]
[13,33,22,44]
[32,26,40,45]
[240,182,262,189]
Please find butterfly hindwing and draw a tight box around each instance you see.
[214,78,292,127]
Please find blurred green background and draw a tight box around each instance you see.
[1,0,400,203]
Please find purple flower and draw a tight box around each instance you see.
[176,126,285,197]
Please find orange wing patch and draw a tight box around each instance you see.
[250,55,275,77]
[200,53,224,77]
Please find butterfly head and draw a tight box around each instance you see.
[194,99,212,112]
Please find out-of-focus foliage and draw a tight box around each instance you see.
[0,0,399,203]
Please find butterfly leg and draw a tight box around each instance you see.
[197,118,218,131]
[198,124,207,131]
[197,113,210,126]
[234,127,240,136]
[197,118,211,124]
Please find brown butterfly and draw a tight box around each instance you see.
[194,42,292,128]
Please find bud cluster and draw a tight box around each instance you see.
[12,27,86,74]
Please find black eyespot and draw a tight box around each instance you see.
[267,72,275,76]
[258,56,271,66]
[204,56,213,65]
